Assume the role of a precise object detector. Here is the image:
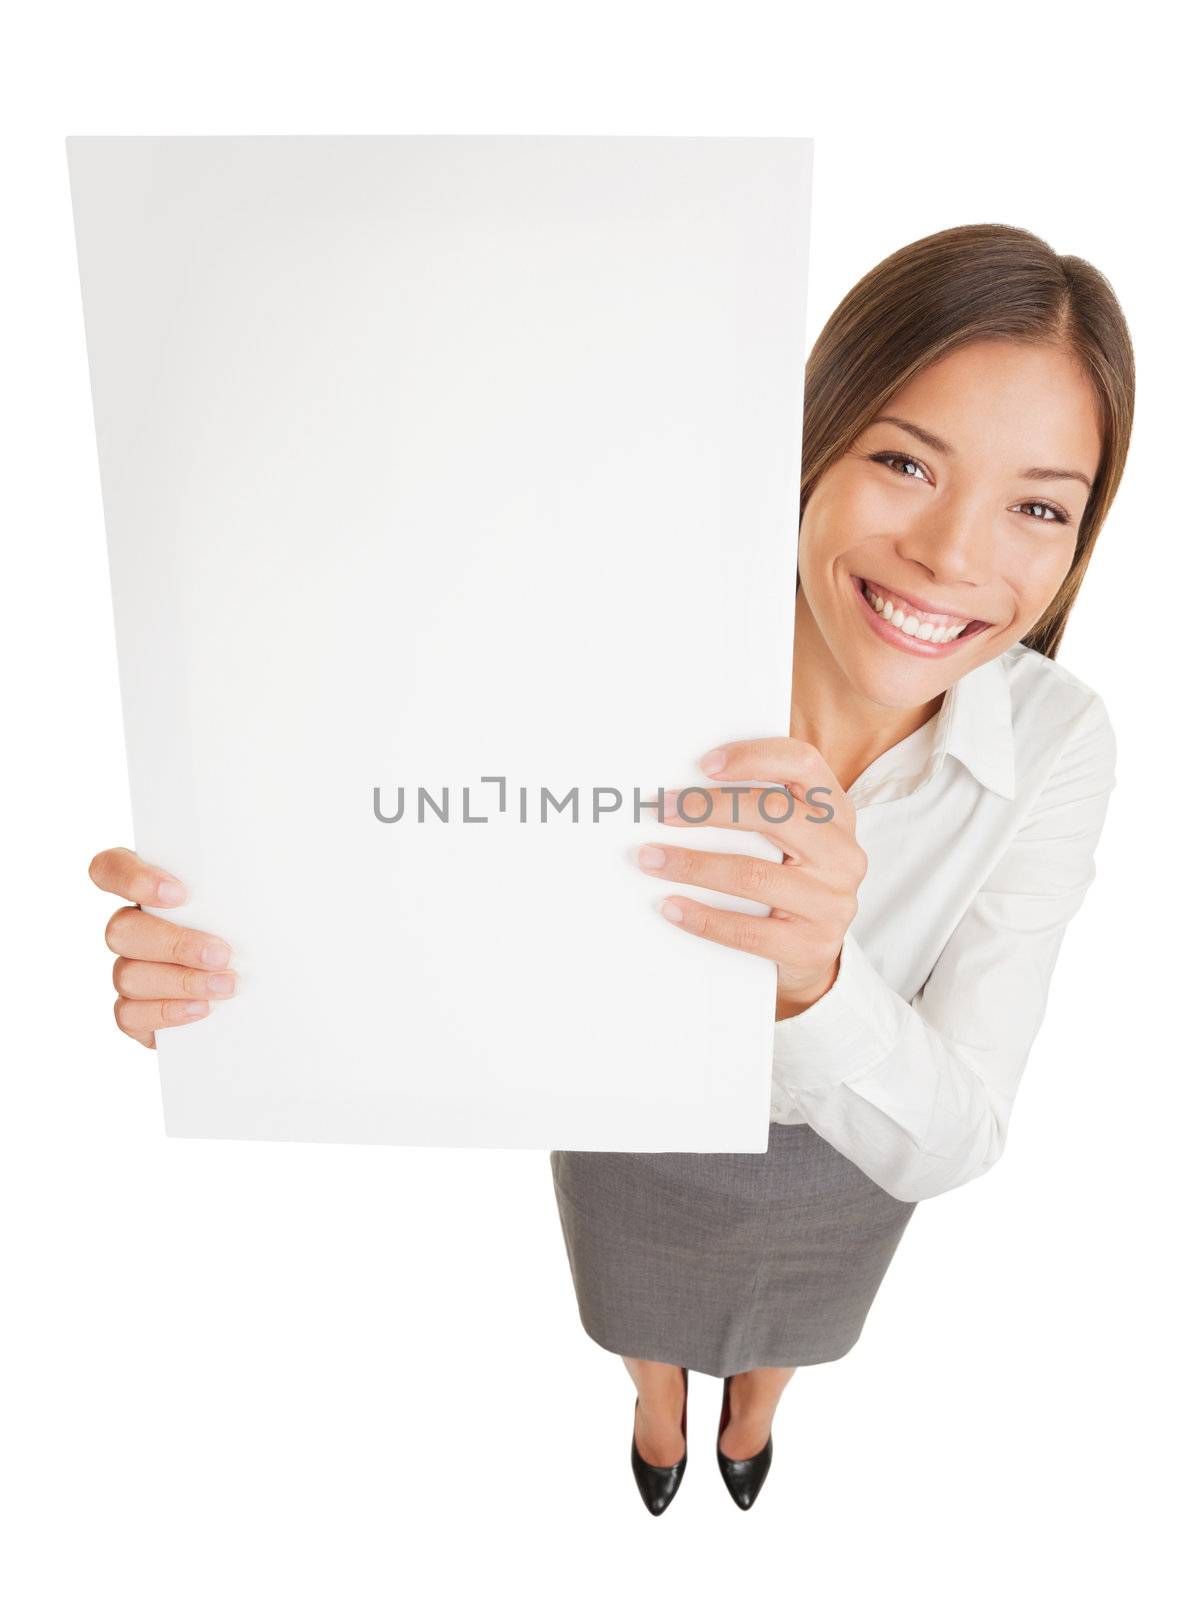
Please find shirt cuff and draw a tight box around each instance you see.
[772,932,905,1092]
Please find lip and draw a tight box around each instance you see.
[858,577,986,624]
[851,575,992,658]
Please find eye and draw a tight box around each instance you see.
[870,448,1075,527]
[1015,499,1072,527]
[870,450,932,484]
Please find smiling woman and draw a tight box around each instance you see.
[546,222,1135,1514]
[799,224,1133,664]
[795,335,1106,717]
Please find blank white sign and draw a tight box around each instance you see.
[68,135,812,1151]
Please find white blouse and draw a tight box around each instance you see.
[770,642,1117,1204]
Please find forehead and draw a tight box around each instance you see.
[886,338,1103,476]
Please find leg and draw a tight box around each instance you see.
[621,1355,687,1468]
[719,1364,797,1459]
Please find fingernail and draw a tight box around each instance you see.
[156,878,187,906]
[661,790,679,818]
[660,900,684,923]
[206,973,236,996]
[638,845,667,870]
[182,1000,210,1017]
[200,942,232,969]
[698,747,727,775]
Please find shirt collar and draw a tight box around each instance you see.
[847,650,1016,807]
[941,650,1016,800]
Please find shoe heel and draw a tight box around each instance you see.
[716,1373,774,1511]
[631,1367,688,1517]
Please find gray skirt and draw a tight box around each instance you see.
[549,1120,917,1379]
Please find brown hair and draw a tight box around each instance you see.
[799,223,1135,658]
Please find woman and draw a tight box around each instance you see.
[549,222,1133,1513]
[88,223,1134,1518]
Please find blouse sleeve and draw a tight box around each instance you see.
[770,695,1118,1203]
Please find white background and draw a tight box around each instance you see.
[2,5,1195,1597]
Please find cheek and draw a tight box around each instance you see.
[840,472,916,540]
[1008,536,1077,615]
[804,473,916,569]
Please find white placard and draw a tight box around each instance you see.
[68,135,812,1151]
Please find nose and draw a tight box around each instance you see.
[893,492,995,589]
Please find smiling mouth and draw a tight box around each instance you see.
[853,577,992,648]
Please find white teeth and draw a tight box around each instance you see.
[863,583,972,644]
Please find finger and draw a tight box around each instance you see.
[113,995,213,1043]
[652,782,849,861]
[694,737,855,832]
[697,736,845,799]
[89,846,188,909]
[637,841,817,916]
[105,906,233,970]
[657,894,794,960]
[113,957,238,1002]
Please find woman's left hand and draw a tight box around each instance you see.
[638,738,868,1019]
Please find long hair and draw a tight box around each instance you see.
[800,223,1135,658]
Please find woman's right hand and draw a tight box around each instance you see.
[88,847,238,1049]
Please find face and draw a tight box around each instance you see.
[797,338,1104,709]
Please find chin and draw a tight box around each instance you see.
[838,644,963,710]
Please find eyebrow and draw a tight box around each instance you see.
[871,414,1094,492]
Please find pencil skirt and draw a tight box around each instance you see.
[549,1120,917,1379]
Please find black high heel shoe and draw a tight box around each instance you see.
[631,1367,688,1516]
[716,1374,773,1510]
